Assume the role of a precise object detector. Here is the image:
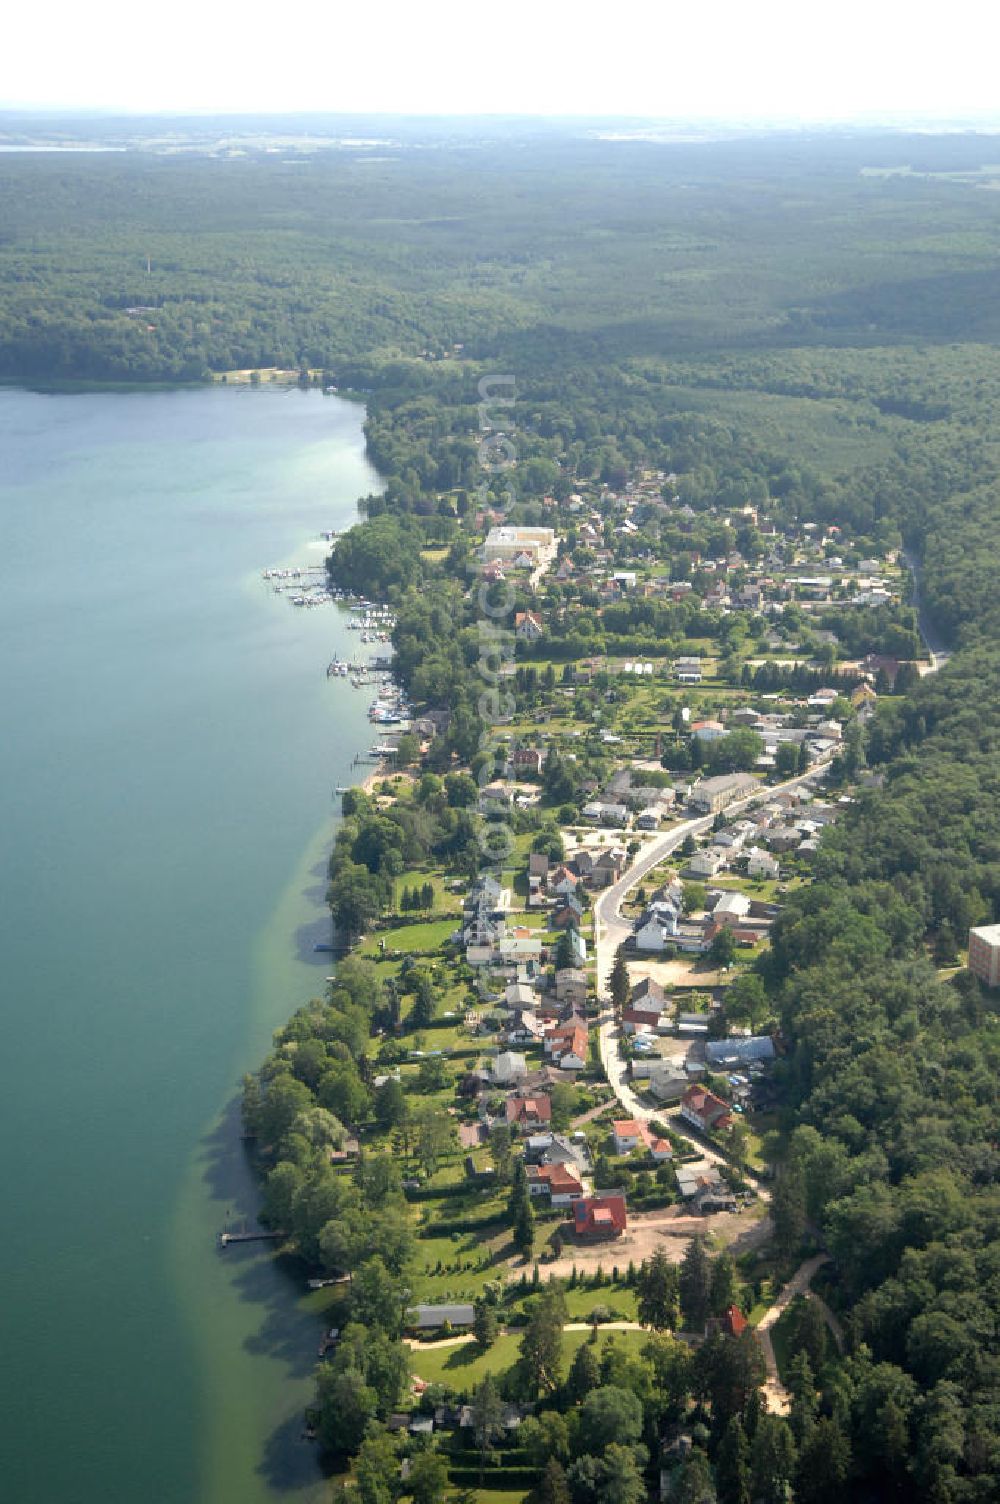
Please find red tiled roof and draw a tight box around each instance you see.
[724,1305,747,1337]
[574,1194,628,1234]
[506,1095,552,1124]
[533,1163,582,1193]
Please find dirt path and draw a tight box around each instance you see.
[755,1253,832,1413]
[569,1098,617,1129]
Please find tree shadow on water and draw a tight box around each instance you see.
[293,854,338,966]
[257,1410,331,1494]
[196,1098,326,1376]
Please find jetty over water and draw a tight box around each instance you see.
[218,1229,284,1249]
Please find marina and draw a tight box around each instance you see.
[260,546,397,636]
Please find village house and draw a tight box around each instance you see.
[552,896,585,930]
[611,1119,673,1162]
[523,1131,591,1175]
[565,927,588,966]
[505,980,536,1010]
[581,801,629,828]
[526,1161,584,1206]
[507,746,546,778]
[496,931,544,965]
[713,824,750,853]
[747,846,780,880]
[466,872,510,915]
[690,773,757,815]
[573,1193,628,1241]
[479,781,514,812]
[680,1085,734,1135]
[686,847,727,879]
[550,866,582,899]
[554,967,588,1006]
[766,827,802,854]
[514,611,544,641]
[631,975,667,1010]
[544,1022,589,1070]
[674,654,702,683]
[636,909,681,953]
[493,1050,527,1084]
[706,1305,749,1340]
[589,846,628,889]
[642,1069,691,1105]
[506,1094,553,1131]
[503,1010,547,1046]
[622,991,667,1030]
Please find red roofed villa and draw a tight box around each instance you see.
[526,1162,584,1206]
[573,1193,628,1241]
[680,1085,734,1135]
[544,1023,589,1070]
[506,1095,553,1130]
[612,1119,673,1162]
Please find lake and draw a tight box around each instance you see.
[0,384,381,1503]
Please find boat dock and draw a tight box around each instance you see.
[218,1229,284,1249]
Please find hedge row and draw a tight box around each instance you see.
[419,1212,506,1237]
[407,1180,487,1203]
[447,1467,541,1489]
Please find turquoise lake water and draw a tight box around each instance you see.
[0,384,381,1503]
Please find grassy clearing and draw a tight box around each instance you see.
[557,1284,640,1320]
[410,1327,650,1390]
[391,871,464,913]
[358,917,457,956]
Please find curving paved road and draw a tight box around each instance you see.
[592,766,829,1140]
[594,814,718,1129]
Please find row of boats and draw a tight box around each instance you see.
[345,604,396,644]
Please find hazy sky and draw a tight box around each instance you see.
[4,0,999,120]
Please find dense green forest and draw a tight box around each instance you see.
[4,119,1000,1502]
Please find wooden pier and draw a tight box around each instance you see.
[218,1229,284,1249]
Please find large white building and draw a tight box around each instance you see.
[482,526,557,566]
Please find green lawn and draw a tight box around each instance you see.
[557,1284,640,1321]
[392,871,463,914]
[410,1326,650,1391]
[359,917,458,956]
